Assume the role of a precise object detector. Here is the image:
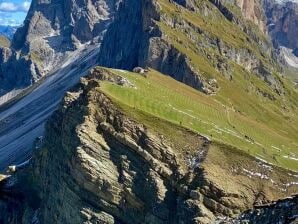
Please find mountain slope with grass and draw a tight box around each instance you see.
[1,67,297,224]
[0,0,298,223]
[100,68,298,171]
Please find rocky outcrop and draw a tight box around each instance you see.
[0,0,285,97]
[237,195,298,223]
[13,0,120,51]
[264,0,298,51]
[236,0,267,32]
[0,67,297,223]
[264,0,298,68]
[0,46,39,94]
[0,0,120,95]
[145,38,216,94]
[0,67,223,223]
[24,68,212,223]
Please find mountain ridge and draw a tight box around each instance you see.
[1,67,297,223]
[0,0,289,96]
[0,0,297,223]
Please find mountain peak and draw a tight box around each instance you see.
[0,0,123,95]
[13,0,123,52]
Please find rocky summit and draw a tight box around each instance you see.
[0,0,297,224]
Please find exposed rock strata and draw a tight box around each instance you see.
[264,0,298,68]
[0,67,296,223]
[264,1,298,52]
[237,195,298,223]
[236,0,267,32]
[0,0,120,95]
[0,0,286,96]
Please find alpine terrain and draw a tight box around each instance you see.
[0,0,297,223]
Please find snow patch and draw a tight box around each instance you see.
[285,182,298,187]
[115,69,128,73]
[283,155,298,161]
[242,168,269,180]
[271,145,282,151]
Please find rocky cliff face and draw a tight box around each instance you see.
[13,0,121,51]
[237,195,298,223]
[0,67,297,224]
[0,0,120,95]
[0,0,285,96]
[236,0,267,32]
[264,0,298,68]
[0,1,297,222]
[264,0,298,51]
[98,0,285,94]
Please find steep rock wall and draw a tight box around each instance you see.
[264,0,298,69]
[264,1,298,52]
[236,0,267,32]
[0,0,285,96]
[0,0,120,95]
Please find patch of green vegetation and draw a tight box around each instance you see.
[155,0,298,146]
[158,0,269,62]
[159,0,247,49]
[284,67,298,84]
[157,0,283,91]
[100,68,298,171]
[97,0,298,172]
[158,22,219,79]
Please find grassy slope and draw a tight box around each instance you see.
[156,0,298,169]
[100,69,298,171]
[158,0,271,64]
[100,0,298,172]
[284,67,298,84]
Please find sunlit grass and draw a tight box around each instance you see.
[100,69,298,171]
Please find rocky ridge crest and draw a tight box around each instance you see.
[0,67,297,223]
[0,0,120,95]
